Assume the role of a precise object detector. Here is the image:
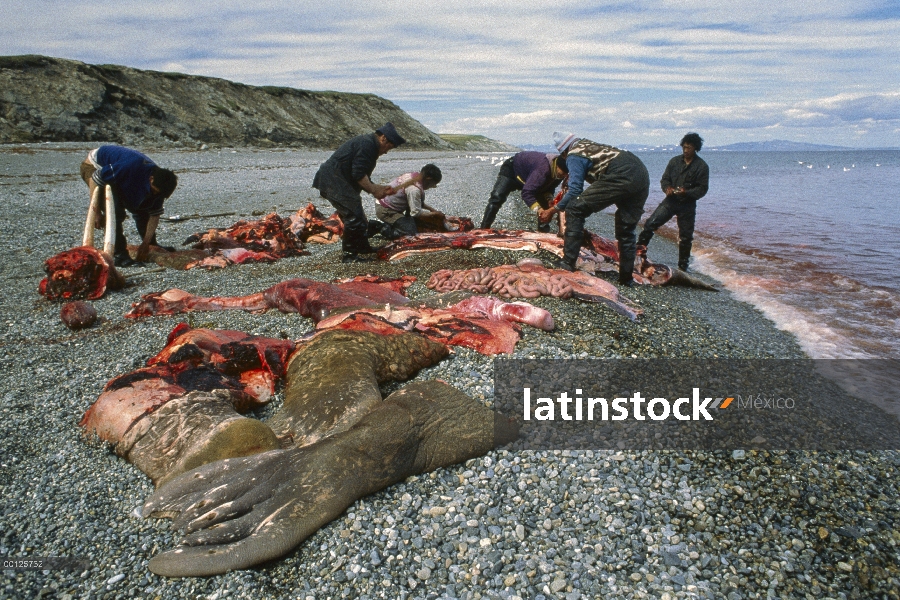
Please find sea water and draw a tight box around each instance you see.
[634,149,900,359]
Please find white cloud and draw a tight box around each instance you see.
[0,0,898,146]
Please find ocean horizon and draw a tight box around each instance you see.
[631,148,900,360]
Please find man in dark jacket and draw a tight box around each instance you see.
[313,123,405,262]
[637,132,709,271]
[542,132,649,286]
[80,145,178,267]
[479,151,568,232]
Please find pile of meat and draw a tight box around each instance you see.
[125,276,554,355]
[181,209,311,269]
[79,323,296,448]
[38,246,126,301]
[179,204,472,270]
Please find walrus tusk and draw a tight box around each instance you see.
[103,185,116,256]
[82,184,102,247]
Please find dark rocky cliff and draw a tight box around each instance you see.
[437,134,519,152]
[0,55,469,150]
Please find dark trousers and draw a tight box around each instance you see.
[480,158,522,229]
[381,215,417,239]
[81,159,156,256]
[314,164,371,254]
[637,196,696,267]
[563,152,649,282]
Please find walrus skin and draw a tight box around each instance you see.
[122,330,516,576]
[111,330,447,485]
[143,380,517,577]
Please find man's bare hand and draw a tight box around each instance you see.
[538,208,555,224]
[135,243,150,262]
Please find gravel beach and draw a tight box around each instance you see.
[1,145,898,599]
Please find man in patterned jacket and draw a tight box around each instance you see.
[540,132,649,286]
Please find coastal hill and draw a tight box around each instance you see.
[437,134,519,152]
[0,55,515,152]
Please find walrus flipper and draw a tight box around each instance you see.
[144,380,509,577]
[267,330,449,446]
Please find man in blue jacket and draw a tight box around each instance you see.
[479,151,568,232]
[80,145,178,267]
[637,132,709,271]
[313,123,405,262]
[540,132,649,286]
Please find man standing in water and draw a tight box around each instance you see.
[313,123,406,262]
[541,132,650,286]
[637,133,709,271]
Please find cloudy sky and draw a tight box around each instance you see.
[3,1,899,147]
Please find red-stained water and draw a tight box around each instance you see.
[635,150,900,359]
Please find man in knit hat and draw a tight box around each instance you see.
[540,132,649,286]
[312,123,406,262]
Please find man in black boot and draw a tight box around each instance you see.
[636,133,709,272]
[341,235,378,263]
[543,133,649,286]
[479,152,567,231]
[313,123,405,262]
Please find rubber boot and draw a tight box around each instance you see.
[553,258,576,272]
[678,240,692,271]
[637,229,653,249]
[356,238,377,255]
[366,220,382,238]
[341,235,375,258]
[114,253,137,268]
[618,243,636,285]
[555,230,582,271]
[618,232,638,286]
[618,269,636,287]
[480,204,501,230]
